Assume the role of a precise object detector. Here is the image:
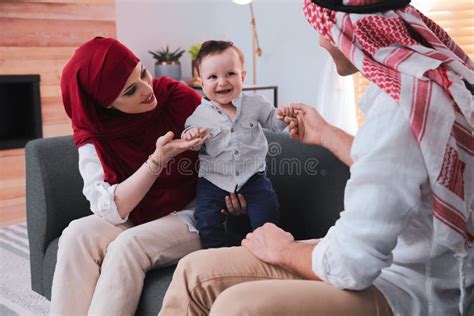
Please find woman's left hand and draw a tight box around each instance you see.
[242,223,295,265]
[153,131,207,165]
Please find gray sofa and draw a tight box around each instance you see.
[26,131,350,315]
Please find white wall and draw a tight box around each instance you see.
[116,0,357,133]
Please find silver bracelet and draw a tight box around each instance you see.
[146,155,162,176]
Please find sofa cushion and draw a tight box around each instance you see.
[264,131,349,239]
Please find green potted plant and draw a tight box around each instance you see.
[188,43,202,77]
[149,46,185,80]
[187,43,202,86]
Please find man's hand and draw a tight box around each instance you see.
[286,103,330,146]
[241,223,295,266]
[288,103,354,166]
[242,223,321,280]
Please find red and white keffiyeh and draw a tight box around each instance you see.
[303,0,473,254]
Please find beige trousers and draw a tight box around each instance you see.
[159,247,393,316]
[50,213,201,316]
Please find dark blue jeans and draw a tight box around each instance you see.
[195,173,279,249]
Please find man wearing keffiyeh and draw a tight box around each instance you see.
[159,1,473,315]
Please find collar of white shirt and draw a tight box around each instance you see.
[203,92,244,110]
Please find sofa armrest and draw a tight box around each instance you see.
[26,136,91,295]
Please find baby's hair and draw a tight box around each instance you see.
[194,40,245,76]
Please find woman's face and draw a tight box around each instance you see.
[319,36,359,76]
[108,63,157,113]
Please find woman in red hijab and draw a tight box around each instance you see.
[49,37,244,315]
[159,1,473,315]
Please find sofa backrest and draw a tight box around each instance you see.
[265,131,349,239]
[26,132,349,243]
[26,136,91,237]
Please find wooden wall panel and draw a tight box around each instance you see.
[0,0,115,226]
[43,122,73,138]
[0,58,68,85]
[0,18,115,47]
[0,46,76,60]
[0,2,115,21]
[42,96,70,123]
[13,0,114,4]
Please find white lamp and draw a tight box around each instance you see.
[233,0,262,85]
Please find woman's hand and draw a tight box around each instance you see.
[241,223,295,266]
[286,103,330,146]
[221,192,247,216]
[152,131,207,166]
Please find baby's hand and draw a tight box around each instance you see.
[276,106,297,121]
[182,127,209,141]
[287,116,300,140]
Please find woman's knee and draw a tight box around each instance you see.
[105,228,157,263]
[106,228,139,253]
[58,215,118,254]
[60,216,93,245]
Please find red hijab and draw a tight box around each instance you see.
[62,37,201,225]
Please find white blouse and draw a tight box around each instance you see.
[77,144,198,231]
[312,84,473,315]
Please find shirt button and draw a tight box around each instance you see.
[249,123,254,127]
[235,171,240,176]
[218,111,222,114]
[231,128,235,132]
[234,150,239,155]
